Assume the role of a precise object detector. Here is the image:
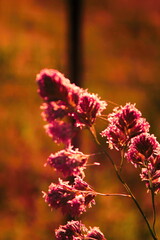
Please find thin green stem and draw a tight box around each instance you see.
[89,126,158,240]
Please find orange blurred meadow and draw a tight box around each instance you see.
[0,0,160,239]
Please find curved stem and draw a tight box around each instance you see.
[98,116,109,122]
[95,192,131,198]
[145,161,157,237]
[106,100,119,106]
[148,171,157,236]
[80,190,131,198]
[89,126,158,240]
[84,162,100,167]
[151,189,157,236]
[120,148,125,172]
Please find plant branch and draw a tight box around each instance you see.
[89,126,158,240]
[151,189,157,236]
[95,192,131,198]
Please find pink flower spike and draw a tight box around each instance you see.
[41,101,68,122]
[126,133,160,167]
[43,177,96,217]
[36,69,70,102]
[140,168,160,194]
[126,133,160,193]
[55,220,87,240]
[101,103,150,150]
[101,124,127,150]
[36,68,83,107]
[66,195,86,216]
[55,221,107,240]
[74,92,107,128]
[44,120,77,146]
[108,103,142,125]
[46,147,89,177]
[86,227,107,240]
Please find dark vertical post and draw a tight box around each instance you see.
[67,0,84,149]
[67,0,83,87]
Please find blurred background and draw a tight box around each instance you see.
[0,0,160,239]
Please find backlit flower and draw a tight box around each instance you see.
[86,227,107,240]
[55,221,107,240]
[140,166,160,194]
[101,103,150,150]
[126,133,160,193]
[46,147,89,177]
[55,220,86,240]
[41,101,68,122]
[43,177,96,217]
[101,125,127,150]
[36,69,82,106]
[126,133,160,167]
[74,92,107,128]
[44,120,77,146]
[37,69,107,132]
[36,69,70,102]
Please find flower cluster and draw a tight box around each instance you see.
[101,103,160,194]
[101,103,150,150]
[55,220,107,240]
[36,69,107,239]
[36,69,107,145]
[37,68,160,240]
[126,133,160,193]
[42,177,96,217]
[45,146,89,178]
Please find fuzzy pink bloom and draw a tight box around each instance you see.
[36,69,69,102]
[151,168,160,194]
[86,227,107,240]
[74,176,92,191]
[67,195,86,217]
[126,133,160,167]
[37,69,107,131]
[55,221,87,240]
[101,103,150,150]
[44,120,77,146]
[55,221,107,240]
[140,167,160,194]
[108,103,142,124]
[43,177,96,217]
[126,133,160,193]
[46,147,88,177]
[74,92,107,128]
[140,150,160,193]
[101,125,127,150]
[36,69,82,106]
[41,101,68,122]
